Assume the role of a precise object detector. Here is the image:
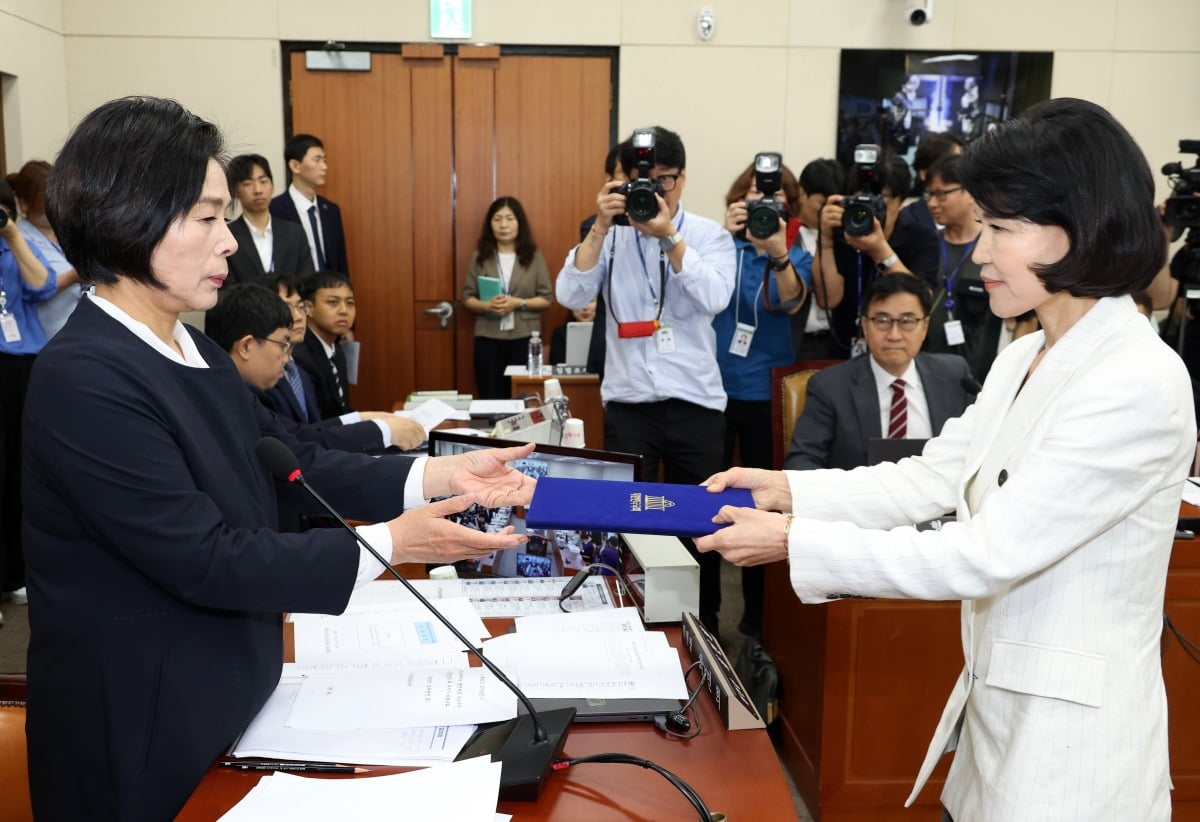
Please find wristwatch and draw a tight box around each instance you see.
[768,255,791,272]
[876,253,899,272]
[659,231,684,252]
[520,299,528,310]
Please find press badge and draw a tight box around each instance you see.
[0,313,20,343]
[728,322,755,357]
[850,337,867,358]
[655,325,676,354]
[944,319,965,347]
[499,313,515,332]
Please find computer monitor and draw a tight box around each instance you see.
[428,431,643,578]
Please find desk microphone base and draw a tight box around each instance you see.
[456,706,576,800]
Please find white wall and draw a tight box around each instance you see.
[3,0,1198,223]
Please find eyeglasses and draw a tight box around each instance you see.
[652,172,681,193]
[925,186,963,202]
[286,300,312,316]
[255,336,293,355]
[865,313,927,332]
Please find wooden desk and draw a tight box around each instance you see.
[176,623,798,821]
[510,374,603,447]
[764,505,1200,822]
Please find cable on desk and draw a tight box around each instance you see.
[558,561,627,613]
[552,753,715,821]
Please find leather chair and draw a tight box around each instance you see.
[0,674,30,822]
[769,360,842,469]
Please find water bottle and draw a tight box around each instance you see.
[527,330,543,377]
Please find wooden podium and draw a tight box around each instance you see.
[763,508,1200,821]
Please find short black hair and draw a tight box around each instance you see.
[46,96,224,287]
[927,154,963,187]
[227,153,273,190]
[604,146,621,178]
[621,126,685,172]
[959,97,1165,296]
[879,156,914,200]
[798,159,844,198]
[204,282,291,353]
[271,273,300,299]
[283,134,324,184]
[862,273,932,316]
[300,270,353,302]
[913,133,965,175]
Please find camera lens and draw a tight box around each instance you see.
[626,183,659,223]
[844,203,874,237]
[747,202,781,240]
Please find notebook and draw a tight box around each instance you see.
[564,321,593,366]
[520,696,681,724]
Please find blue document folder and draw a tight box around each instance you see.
[525,478,755,537]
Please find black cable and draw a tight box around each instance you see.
[555,753,715,821]
[1163,612,1200,665]
[657,661,706,740]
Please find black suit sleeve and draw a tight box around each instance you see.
[783,372,838,470]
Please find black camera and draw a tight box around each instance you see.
[743,152,788,240]
[1163,139,1200,231]
[0,209,7,230]
[843,144,887,237]
[613,129,663,225]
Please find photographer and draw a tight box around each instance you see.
[715,154,812,638]
[812,150,938,358]
[556,125,735,634]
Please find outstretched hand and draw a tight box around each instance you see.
[694,506,790,567]
[424,442,536,508]
[386,493,528,565]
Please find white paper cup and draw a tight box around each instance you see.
[542,378,564,400]
[428,565,459,581]
[561,418,586,449]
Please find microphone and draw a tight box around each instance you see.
[255,437,574,800]
[961,375,983,395]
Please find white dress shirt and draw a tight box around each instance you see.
[868,355,933,439]
[244,215,275,273]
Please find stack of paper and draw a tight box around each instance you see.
[482,608,688,700]
[218,755,507,822]
[290,597,490,660]
[340,576,614,619]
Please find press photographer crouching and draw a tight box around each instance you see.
[1158,139,1200,420]
[556,125,736,634]
[811,144,939,358]
[715,152,812,638]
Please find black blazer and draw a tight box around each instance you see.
[21,298,414,820]
[226,215,316,286]
[784,351,975,471]
[269,191,350,277]
[291,328,352,419]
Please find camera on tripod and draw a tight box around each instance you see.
[843,144,887,238]
[613,129,663,226]
[742,152,788,240]
[1163,139,1200,232]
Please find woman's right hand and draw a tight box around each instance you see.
[386,494,528,565]
[724,200,748,234]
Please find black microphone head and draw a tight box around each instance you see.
[255,436,302,481]
[961,375,983,395]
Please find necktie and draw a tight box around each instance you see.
[329,353,345,403]
[283,360,309,422]
[888,378,908,439]
[307,204,327,270]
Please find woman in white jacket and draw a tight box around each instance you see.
[697,97,1194,822]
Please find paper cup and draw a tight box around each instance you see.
[542,378,564,400]
[561,418,586,449]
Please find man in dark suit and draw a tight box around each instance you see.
[785,273,975,470]
[292,270,355,419]
[269,134,350,276]
[205,282,423,455]
[225,154,315,286]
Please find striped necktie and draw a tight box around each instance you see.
[888,378,908,439]
[283,360,309,422]
[307,204,327,270]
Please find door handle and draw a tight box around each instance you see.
[423,300,454,329]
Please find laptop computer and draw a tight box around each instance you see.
[520,696,681,724]
[564,321,593,367]
[867,437,927,465]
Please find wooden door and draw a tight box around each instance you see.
[287,47,612,410]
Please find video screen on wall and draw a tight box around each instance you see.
[836,49,1053,170]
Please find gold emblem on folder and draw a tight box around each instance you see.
[629,493,676,512]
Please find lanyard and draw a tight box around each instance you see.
[939,235,978,313]
[732,251,764,331]
[0,290,8,316]
[607,231,667,326]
